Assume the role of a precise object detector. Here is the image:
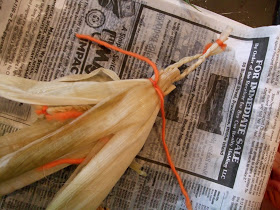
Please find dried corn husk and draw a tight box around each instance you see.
[0,28,231,209]
[0,119,67,157]
[0,140,98,195]
[0,68,148,106]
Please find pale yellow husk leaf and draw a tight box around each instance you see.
[0,69,148,106]
[0,140,100,196]
[47,103,160,210]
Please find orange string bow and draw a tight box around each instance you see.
[38,34,226,209]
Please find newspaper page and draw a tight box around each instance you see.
[0,0,280,209]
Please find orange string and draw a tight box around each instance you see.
[203,39,226,54]
[216,39,227,50]
[36,106,83,121]
[37,158,84,170]
[75,34,159,83]
[45,110,83,121]
[149,78,192,209]
[35,106,49,115]
[203,43,213,54]
[38,34,196,209]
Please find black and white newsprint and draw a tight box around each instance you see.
[0,0,280,209]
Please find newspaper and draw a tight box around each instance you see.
[0,0,280,209]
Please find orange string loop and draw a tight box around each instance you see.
[75,34,160,84]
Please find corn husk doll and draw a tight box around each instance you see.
[0,28,231,209]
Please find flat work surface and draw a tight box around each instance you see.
[192,0,278,27]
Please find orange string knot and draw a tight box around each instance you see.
[203,39,227,54]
